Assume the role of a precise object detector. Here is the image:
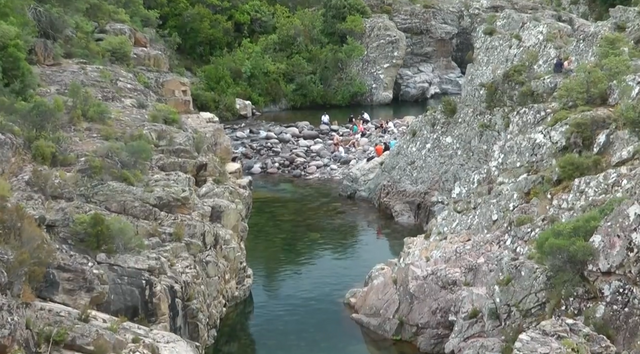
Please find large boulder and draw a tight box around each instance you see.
[354,15,407,105]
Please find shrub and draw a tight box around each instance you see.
[148,104,181,126]
[88,138,154,185]
[0,177,12,200]
[172,222,185,242]
[615,100,640,136]
[556,65,608,108]
[534,198,623,298]
[441,96,457,119]
[468,307,481,319]
[99,35,133,65]
[380,5,393,14]
[483,26,497,36]
[71,212,145,254]
[556,153,603,183]
[514,215,533,227]
[136,74,151,88]
[67,81,112,124]
[31,139,57,166]
[0,202,54,290]
[547,110,571,127]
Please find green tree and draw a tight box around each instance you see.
[0,21,37,99]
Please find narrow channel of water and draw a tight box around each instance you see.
[257,100,441,125]
[209,177,423,354]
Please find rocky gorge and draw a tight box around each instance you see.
[341,2,640,354]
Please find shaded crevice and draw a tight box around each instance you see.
[452,29,474,75]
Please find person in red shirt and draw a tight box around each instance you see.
[374,144,384,157]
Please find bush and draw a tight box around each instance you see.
[556,65,608,108]
[615,100,640,135]
[67,81,112,124]
[31,139,57,166]
[0,200,54,290]
[547,110,571,127]
[534,198,623,298]
[482,26,497,36]
[87,138,154,185]
[0,21,38,99]
[71,212,144,254]
[556,153,603,183]
[99,35,133,65]
[441,96,457,119]
[0,177,11,200]
[148,104,181,126]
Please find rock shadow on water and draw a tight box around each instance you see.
[359,326,421,354]
[207,294,256,354]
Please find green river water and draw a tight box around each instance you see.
[257,101,440,125]
[209,177,423,354]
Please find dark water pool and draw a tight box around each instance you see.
[209,177,422,354]
[256,100,441,125]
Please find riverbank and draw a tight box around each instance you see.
[225,117,415,179]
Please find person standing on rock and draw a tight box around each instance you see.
[321,112,330,126]
[332,133,341,152]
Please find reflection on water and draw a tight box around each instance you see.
[209,177,422,354]
[257,100,441,125]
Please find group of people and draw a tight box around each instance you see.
[553,56,574,74]
[323,110,397,158]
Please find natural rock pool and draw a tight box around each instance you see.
[209,177,422,354]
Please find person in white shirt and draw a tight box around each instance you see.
[321,112,330,126]
[387,120,396,134]
[361,111,371,123]
[338,145,345,156]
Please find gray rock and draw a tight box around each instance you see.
[306,165,317,174]
[235,131,247,139]
[354,15,407,105]
[302,130,320,140]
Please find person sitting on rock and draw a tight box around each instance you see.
[387,120,396,134]
[321,112,330,126]
[563,57,574,74]
[361,111,371,124]
[553,56,564,74]
[375,143,384,157]
[389,139,397,149]
[383,141,390,153]
[348,114,355,124]
[338,144,345,156]
[377,120,387,134]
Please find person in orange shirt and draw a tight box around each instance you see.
[374,144,384,157]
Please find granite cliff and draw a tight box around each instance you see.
[344,3,640,353]
[0,23,252,354]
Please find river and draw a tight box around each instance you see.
[209,177,423,354]
[257,100,441,125]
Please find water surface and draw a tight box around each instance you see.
[257,100,441,125]
[210,177,423,354]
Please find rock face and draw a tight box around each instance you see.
[356,0,471,102]
[354,15,407,105]
[344,5,640,353]
[1,60,253,352]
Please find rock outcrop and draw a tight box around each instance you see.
[1,53,253,354]
[356,0,471,103]
[344,4,640,353]
[354,15,407,105]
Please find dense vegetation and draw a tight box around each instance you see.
[0,0,371,121]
